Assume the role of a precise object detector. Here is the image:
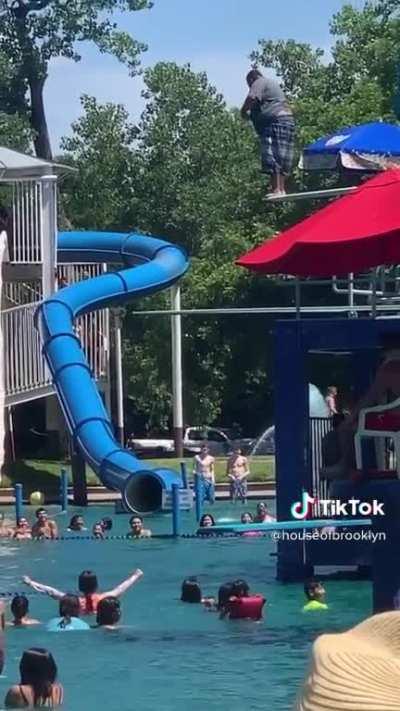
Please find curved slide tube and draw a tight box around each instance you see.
[35,231,189,514]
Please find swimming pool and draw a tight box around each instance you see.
[0,502,370,710]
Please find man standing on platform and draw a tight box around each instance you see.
[193,443,215,504]
[241,69,295,198]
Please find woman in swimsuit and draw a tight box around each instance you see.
[13,518,32,541]
[23,568,143,614]
[67,515,87,532]
[8,595,40,627]
[4,648,63,708]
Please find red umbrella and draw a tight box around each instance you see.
[236,170,400,277]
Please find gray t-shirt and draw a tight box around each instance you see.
[248,76,292,121]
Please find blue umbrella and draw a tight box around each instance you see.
[300,121,400,171]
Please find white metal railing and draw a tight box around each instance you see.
[11,180,43,263]
[2,298,109,400]
[3,280,42,307]
[2,302,49,396]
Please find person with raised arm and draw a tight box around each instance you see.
[22,568,143,615]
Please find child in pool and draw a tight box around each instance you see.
[303,580,328,611]
[219,580,266,621]
[180,579,215,608]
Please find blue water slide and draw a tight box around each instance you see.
[35,231,189,514]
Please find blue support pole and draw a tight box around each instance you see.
[274,321,311,582]
[172,484,180,537]
[60,469,68,512]
[194,474,202,523]
[180,462,188,489]
[14,483,23,522]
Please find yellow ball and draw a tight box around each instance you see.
[29,491,44,506]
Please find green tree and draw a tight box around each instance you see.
[131,63,264,253]
[61,95,138,229]
[0,51,31,150]
[0,0,152,159]
[62,2,400,434]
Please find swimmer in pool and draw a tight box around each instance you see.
[181,579,203,603]
[12,517,32,540]
[92,523,105,539]
[216,583,236,618]
[8,595,40,627]
[0,513,13,538]
[46,594,90,632]
[100,517,113,533]
[303,580,328,612]
[95,597,121,630]
[31,508,58,540]
[199,514,216,528]
[23,568,143,615]
[220,579,266,621]
[127,515,152,539]
[254,502,276,523]
[241,512,254,524]
[4,648,63,709]
[67,515,87,532]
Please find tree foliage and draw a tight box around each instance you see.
[61,1,400,433]
[0,0,152,157]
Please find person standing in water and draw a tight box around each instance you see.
[4,648,63,708]
[254,502,276,523]
[46,595,90,632]
[127,516,152,539]
[193,443,216,504]
[23,568,143,615]
[8,596,40,627]
[303,580,328,612]
[95,597,122,630]
[12,518,32,540]
[241,69,295,198]
[227,447,250,503]
[31,508,58,540]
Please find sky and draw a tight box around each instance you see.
[45,0,365,150]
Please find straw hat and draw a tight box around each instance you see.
[296,612,400,710]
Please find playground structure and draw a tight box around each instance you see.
[0,147,189,513]
[4,142,400,611]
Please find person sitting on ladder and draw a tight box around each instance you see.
[240,69,295,198]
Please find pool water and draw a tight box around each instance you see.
[0,502,371,711]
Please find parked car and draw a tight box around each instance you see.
[128,426,233,457]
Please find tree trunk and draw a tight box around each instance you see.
[28,74,52,160]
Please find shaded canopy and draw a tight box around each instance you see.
[300,122,400,172]
[237,170,400,277]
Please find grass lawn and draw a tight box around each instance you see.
[2,456,275,493]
